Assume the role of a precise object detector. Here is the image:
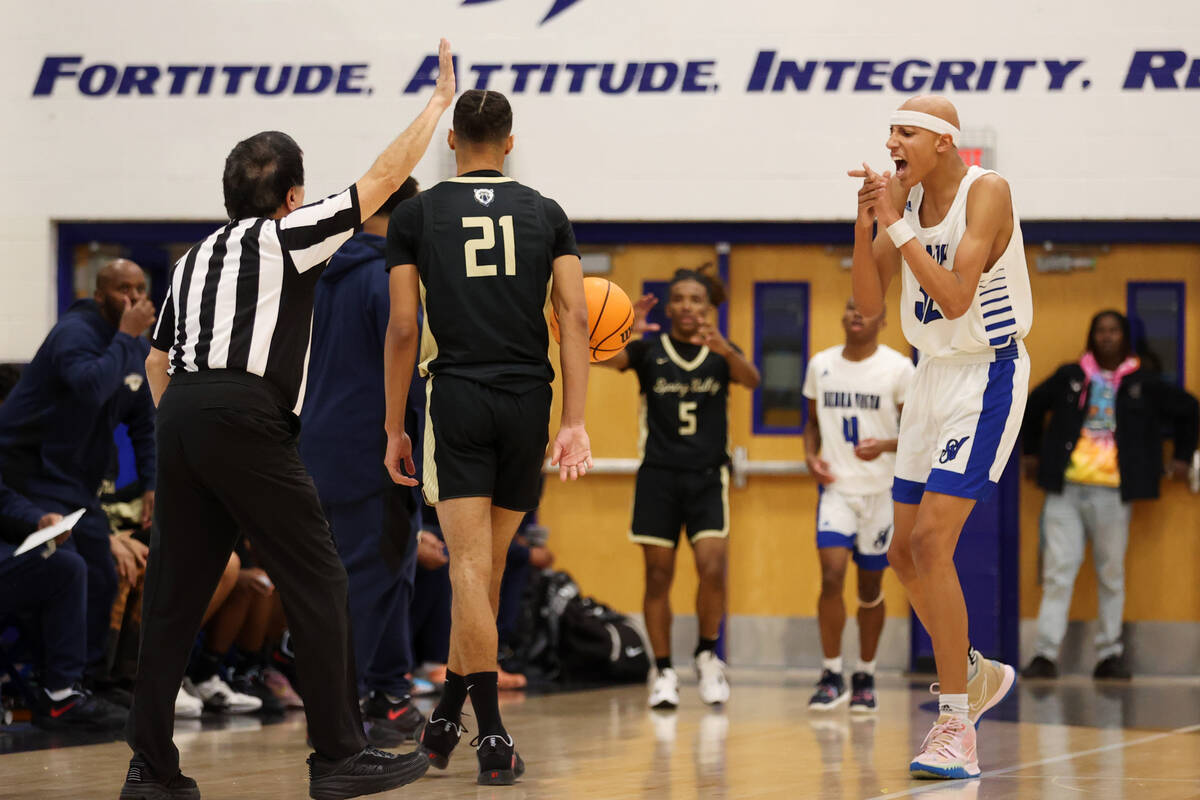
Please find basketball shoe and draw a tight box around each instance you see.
[849,672,877,713]
[184,674,261,714]
[966,655,1015,726]
[909,715,980,779]
[807,669,848,711]
[33,685,127,731]
[648,667,679,709]
[474,733,526,786]
[419,715,465,769]
[696,651,730,705]
[174,685,202,719]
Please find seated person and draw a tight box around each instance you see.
[0,473,126,730]
[410,511,451,690]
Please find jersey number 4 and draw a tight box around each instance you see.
[842,416,860,446]
[462,216,516,277]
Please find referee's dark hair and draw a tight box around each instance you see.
[222,131,305,220]
[453,89,512,145]
[374,176,420,219]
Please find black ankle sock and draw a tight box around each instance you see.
[189,648,223,683]
[465,671,505,737]
[694,637,719,658]
[433,669,468,724]
[655,656,672,672]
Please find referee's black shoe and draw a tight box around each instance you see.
[474,733,525,786]
[307,746,429,800]
[417,716,465,769]
[119,758,200,799]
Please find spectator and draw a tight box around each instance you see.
[0,260,157,699]
[410,511,451,689]
[1021,310,1198,680]
[0,472,127,730]
[299,177,425,746]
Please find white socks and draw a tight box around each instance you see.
[856,659,876,676]
[45,687,74,702]
[938,693,969,721]
[822,657,843,675]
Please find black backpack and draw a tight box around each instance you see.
[557,595,651,686]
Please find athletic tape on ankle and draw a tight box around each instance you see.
[889,110,960,144]
[886,219,916,248]
[858,590,884,609]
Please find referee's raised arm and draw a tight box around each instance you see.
[356,38,456,221]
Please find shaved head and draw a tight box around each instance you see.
[898,95,961,130]
[96,258,143,292]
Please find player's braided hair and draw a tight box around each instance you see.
[669,262,727,306]
[453,89,513,145]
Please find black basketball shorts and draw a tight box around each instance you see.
[629,464,730,549]
[423,375,551,512]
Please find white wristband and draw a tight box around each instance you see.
[886,219,916,248]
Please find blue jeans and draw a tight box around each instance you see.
[1033,482,1131,661]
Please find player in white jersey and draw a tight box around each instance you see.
[848,95,1030,779]
[802,299,913,713]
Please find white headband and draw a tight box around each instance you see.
[889,110,960,145]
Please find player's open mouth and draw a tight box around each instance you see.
[894,159,908,178]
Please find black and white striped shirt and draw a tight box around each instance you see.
[152,186,361,413]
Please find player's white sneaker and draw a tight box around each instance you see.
[648,667,680,710]
[909,716,981,779]
[967,656,1016,726]
[174,684,203,719]
[695,651,731,705]
[185,675,262,714]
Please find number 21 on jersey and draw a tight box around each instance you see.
[462,216,516,277]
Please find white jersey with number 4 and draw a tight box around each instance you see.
[900,166,1033,361]
[802,345,914,495]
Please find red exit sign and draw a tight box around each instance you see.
[959,148,985,167]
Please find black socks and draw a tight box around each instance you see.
[655,656,672,673]
[432,669,468,724]
[466,671,505,738]
[694,637,719,658]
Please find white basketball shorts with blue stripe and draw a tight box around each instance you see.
[893,344,1029,504]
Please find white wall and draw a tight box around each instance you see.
[3,0,1199,357]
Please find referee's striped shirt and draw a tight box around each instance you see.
[152,186,361,413]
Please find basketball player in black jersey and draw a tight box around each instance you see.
[383,89,592,785]
[602,266,759,709]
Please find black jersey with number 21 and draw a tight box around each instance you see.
[623,333,737,471]
[386,169,579,393]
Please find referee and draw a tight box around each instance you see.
[121,40,456,800]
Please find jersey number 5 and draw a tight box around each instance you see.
[679,401,698,436]
[462,216,516,277]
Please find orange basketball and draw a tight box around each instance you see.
[548,277,635,362]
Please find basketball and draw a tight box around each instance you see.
[548,277,635,362]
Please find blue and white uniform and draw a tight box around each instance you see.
[803,345,913,568]
[893,166,1033,503]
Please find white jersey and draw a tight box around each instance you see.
[900,166,1033,361]
[802,344,914,495]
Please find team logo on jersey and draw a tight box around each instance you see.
[914,286,944,324]
[655,357,669,365]
[938,435,971,463]
[461,0,583,25]
[124,373,144,392]
[873,525,892,550]
[473,188,495,206]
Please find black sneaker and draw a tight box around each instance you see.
[418,716,465,769]
[33,686,127,731]
[848,672,877,713]
[307,746,429,800]
[1093,655,1131,680]
[231,667,285,715]
[361,691,425,747]
[1021,655,1059,679]
[119,758,200,799]
[473,733,525,786]
[807,670,847,711]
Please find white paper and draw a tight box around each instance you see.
[11,508,86,557]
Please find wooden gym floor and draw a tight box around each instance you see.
[2,669,1198,799]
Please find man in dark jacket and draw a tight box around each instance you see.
[0,259,157,684]
[300,177,426,745]
[1021,310,1198,680]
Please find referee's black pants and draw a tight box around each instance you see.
[127,371,366,778]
